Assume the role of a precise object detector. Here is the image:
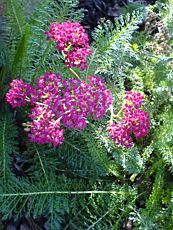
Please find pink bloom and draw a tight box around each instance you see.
[125,91,143,108]
[28,105,64,147]
[6,80,32,108]
[107,123,134,148]
[6,73,112,146]
[45,21,89,49]
[45,21,92,70]
[124,109,150,139]
[107,91,150,148]
[64,46,92,70]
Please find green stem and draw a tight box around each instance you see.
[0,190,126,197]
[62,50,81,79]
[115,106,124,118]
[109,105,115,124]
[109,104,122,124]
[2,114,6,181]
[35,146,49,185]
[69,68,81,79]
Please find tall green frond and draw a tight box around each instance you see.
[12,24,30,77]
[0,106,18,182]
[90,11,145,78]
[82,128,121,178]
[154,109,173,173]
[0,178,137,229]
[6,0,26,38]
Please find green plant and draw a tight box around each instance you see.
[0,0,173,229]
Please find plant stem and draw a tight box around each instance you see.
[69,68,81,79]
[62,50,81,79]
[0,190,126,197]
[109,105,115,124]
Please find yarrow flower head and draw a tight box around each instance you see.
[45,21,92,70]
[122,108,150,140]
[27,105,64,147]
[106,122,134,148]
[107,91,150,148]
[125,91,143,108]
[6,80,33,108]
[6,72,112,146]
[45,21,89,50]
[64,47,92,70]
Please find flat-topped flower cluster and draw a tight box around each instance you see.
[107,91,150,148]
[6,21,150,148]
[6,73,112,146]
[45,21,92,70]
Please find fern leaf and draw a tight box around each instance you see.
[154,109,173,173]
[12,24,30,77]
[0,107,18,181]
[6,0,26,40]
[91,11,145,77]
[83,129,121,178]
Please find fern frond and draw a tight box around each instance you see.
[64,184,137,229]
[154,109,173,173]
[90,11,145,77]
[145,161,164,216]
[0,106,18,182]
[47,129,114,180]
[0,175,136,229]
[6,0,26,37]
[131,161,173,229]
[82,129,121,178]
[12,24,30,77]
[113,147,144,175]
[26,143,60,180]
[5,0,27,54]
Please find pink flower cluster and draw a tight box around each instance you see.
[125,91,143,108]
[107,91,150,148]
[45,21,92,70]
[6,73,112,146]
[6,80,30,108]
[28,105,64,146]
[6,21,150,149]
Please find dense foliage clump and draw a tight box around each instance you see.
[0,0,173,229]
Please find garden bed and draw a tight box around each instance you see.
[0,0,173,229]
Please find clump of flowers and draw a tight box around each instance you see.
[107,91,150,148]
[6,73,112,146]
[45,21,92,70]
[28,105,64,147]
[6,20,150,148]
[6,80,32,108]
[107,122,133,148]
[125,91,143,108]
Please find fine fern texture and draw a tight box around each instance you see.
[0,106,19,182]
[0,0,173,229]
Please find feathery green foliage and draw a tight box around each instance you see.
[91,11,144,78]
[0,0,173,228]
[0,106,18,182]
